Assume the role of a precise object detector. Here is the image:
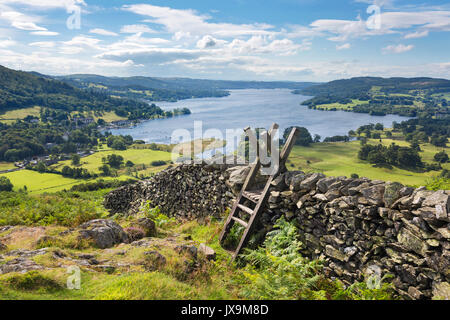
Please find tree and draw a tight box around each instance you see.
[98,164,111,176]
[284,127,313,147]
[105,154,124,169]
[410,141,421,152]
[0,176,13,192]
[431,135,448,148]
[71,154,81,166]
[313,134,321,143]
[375,123,384,131]
[372,133,381,139]
[434,151,449,164]
[36,161,47,173]
[397,148,422,168]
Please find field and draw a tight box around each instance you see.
[51,148,173,174]
[314,99,369,111]
[71,110,128,123]
[0,106,42,123]
[0,141,227,194]
[0,162,16,171]
[0,148,174,194]
[0,170,82,193]
[0,170,136,194]
[287,138,448,187]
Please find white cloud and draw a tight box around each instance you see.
[0,10,47,31]
[59,46,83,55]
[0,39,16,48]
[63,36,101,48]
[336,43,351,50]
[197,35,218,49]
[96,48,203,65]
[382,44,414,54]
[89,28,118,36]
[404,30,429,39]
[0,0,86,9]
[29,41,55,48]
[288,10,450,42]
[123,4,276,38]
[226,36,305,56]
[120,24,156,34]
[31,31,59,36]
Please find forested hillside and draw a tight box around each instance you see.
[298,77,450,97]
[56,74,316,102]
[295,77,450,117]
[57,74,317,91]
[0,65,157,115]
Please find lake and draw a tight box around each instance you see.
[109,89,410,156]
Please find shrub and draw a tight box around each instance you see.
[434,151,449,164]
[0,176,13,192]
[6,271,63,292]
[0,191,105,227]
[151,160,167,167]
[238,217,394,300]
[125,227,145,242]
[140,202,175,229]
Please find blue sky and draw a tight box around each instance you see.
[0,0,449,81]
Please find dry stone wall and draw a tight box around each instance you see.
[104,163,450,300]
[265,170,449,300]
[104,163,237,219]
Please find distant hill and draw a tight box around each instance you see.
[295,77,450,117]
[297,77,450,97]
[0,65,153,114]
[56,74,317,91]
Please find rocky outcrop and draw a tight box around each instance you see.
[104,163,450,300]
[78,219,129,249]
[135,218,156,237]
[0,258,44,274]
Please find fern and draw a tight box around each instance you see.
[237,217,394,300]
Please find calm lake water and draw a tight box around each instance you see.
[110,89,410,155]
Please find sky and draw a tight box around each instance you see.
[0,0,449,81]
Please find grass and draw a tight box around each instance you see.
[0,190,108,226]
[314,99,369,111]
[51,149,173,175]
[0,147,174,194]
[0,170,81,193]
[288,139,448,187]
[0,210,395,300]
[0,170,132,194]
[0,162,16,171]
[0,106,42,123]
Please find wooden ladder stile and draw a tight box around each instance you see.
[219,124,299,260]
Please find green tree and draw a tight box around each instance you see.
[434,151,449,164]
[36,161,47,173]
[105,154,124,169]
[98,164,111,176]
[71,154,81,166]
[126,160,134,167]
[111,139,127,150]
[283,126,313,147]
[0,176,13,191]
